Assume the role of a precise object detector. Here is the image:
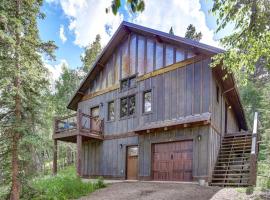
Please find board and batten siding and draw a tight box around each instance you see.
[210,74,240,136]
[78,32,216,179]
[81,136,138,177]
[78,58,212,136]
[138,126,211,180]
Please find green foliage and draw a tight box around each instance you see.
[0,0,57,196]
[184,24,202,41]
[81,35,102,73]
[211,0,270,76]
[106,0,145,15]
[20,166,106,200]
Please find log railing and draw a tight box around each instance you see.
[249,112,259,186]
[54,109,104,135]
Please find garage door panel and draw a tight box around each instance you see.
[152,140,193,181]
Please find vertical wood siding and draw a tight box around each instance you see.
[138,126,210,180]
[82,136,138,177]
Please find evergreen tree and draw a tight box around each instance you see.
[184,24,202,41]
[169,27,174,35]
[81,35,102,73]
[0,0,56,199]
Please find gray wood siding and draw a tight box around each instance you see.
[78,58,211,136]
[86,33,191,95]
[208,128,221,179]
[138,126,211,180]
[82,136,138,177]
[210,74,240,136]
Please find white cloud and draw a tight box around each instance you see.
[44,59,68,91]
[59,24,67,43]
[131,0,220,47]
[58,0,123,47]
[55,0,220,48]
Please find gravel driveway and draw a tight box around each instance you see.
[79,182,221,200]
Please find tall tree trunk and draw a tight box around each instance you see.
[10,0,21,199]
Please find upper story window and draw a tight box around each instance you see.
[216,85,220,103]
[108,101,115,121]
[120,95,136,118]
[143,90,152,113]
[120,75,136,91]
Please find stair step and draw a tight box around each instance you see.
[224,134,252,139]
[213,174,250,177]
[218,156,250,160]
[211,177,249,181]
[215,164,249,168]
[216,163,249,167]
[221,145,251,149]
[219,152,251,156]
[210,182,250,187]
[213,168,250,172]
[220,150,251,154]
[222,139,252,143]
[221,143,251,147]
[216,160,249,164]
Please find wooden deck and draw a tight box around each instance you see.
[52,110,104,143]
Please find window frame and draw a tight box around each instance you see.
[107,101,115,122]
[143,90,152,114]
[120,74,137,92]
[120,94,136,118]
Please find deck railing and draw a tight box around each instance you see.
[54,109,104,135]
[249,112,259,186]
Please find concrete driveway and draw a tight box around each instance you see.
[79,181,222,200]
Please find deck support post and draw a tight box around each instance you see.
[76,135,82,176]
[53,139,58,175]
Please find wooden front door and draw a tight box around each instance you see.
[127,146,138,180]
[90,106,99,131]
[152,140,193,181]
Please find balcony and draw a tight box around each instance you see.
[52,110,104,143]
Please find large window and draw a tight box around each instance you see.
[120,95,136,118]
[143,90,152,113]
[120,75,136,91]
[108,101,115,121]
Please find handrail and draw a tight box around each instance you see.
[54,110,103,135]
[249,112,259,186]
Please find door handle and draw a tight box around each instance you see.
[171,154,173,160]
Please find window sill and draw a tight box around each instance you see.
[142,111,153,116]
[119,115,136,121]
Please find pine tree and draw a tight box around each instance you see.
[0,0,56,199]
[184,24,202,41]
[81,34,102,73]
[169,27,174,35]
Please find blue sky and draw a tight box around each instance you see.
[39,0,230,79]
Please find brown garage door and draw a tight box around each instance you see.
[152,140,193,181]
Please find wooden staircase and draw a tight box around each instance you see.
[211,133,253,187]
[210,112,259,187]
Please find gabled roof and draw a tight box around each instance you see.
[67,21,247,130]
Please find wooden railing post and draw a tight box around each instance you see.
[249,112,258,186]
[53,139,58,175]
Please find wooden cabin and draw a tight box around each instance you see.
[53,22,259,187]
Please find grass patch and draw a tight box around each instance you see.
[21,166,106,200]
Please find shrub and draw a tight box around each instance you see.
[21,166,106,200]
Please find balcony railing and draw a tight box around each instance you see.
[54,110,104,138]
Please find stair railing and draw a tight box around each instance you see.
[249,112,259,185]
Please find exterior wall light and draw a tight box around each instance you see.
[119,144,123,149]
[197,134,202,141]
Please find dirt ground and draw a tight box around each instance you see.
[79,181,242,200]
[79,181,263,200]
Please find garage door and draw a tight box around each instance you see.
[152,140,193,181]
